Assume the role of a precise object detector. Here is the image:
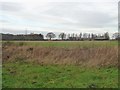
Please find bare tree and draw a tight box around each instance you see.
[91,33,94,39]
[75,34,78,40]
[67,34,70,39]
[59,33,66,40]
[46,32,56,40]
[104,32,110,40]
[79,33,82,39]
[88,33,91,40]
[83,33,88,39]
[71,33,75,38]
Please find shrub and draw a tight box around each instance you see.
[18,42,24,46]
[3,41,13,46]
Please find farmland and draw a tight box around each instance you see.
[2,41,118,88]
[3,41,118,48]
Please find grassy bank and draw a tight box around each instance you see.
[3,62,118,88]
[2,42,118,67]
[2,41,118,88]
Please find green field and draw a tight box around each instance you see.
[2,41,118,88]
[3,41,118,48]
[3,63,118,88]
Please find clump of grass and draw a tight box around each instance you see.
[18,42,25,46]
[14,55,27,63]
[2,41,14,46]
[2,44,118,67]
[2,63,118,88]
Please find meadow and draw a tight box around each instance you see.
[2,41,118,88]
[4,41,118,48]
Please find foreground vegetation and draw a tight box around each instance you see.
[2,41,118,88]
[3,62,118,88]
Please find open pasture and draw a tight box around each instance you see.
[2,41,118,48]
[2,41,118,88]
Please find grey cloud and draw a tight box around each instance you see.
[119,2,120,28]
[0,1,117,34]
[0,2,23,12]
[0,19,9,23]
[67,11,117,28]
[42,2,117,28]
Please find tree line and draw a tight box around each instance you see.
[46,32,119,40]
[2,32,120,41]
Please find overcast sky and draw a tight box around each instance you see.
[0,0,119,37]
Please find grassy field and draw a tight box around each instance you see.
[3,41,118,48]
[3,63,118,88]
[2,41,118,88]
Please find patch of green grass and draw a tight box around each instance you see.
[2,41,118,48]
[2,62,118,88]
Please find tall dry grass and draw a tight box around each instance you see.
[2,44,118,67]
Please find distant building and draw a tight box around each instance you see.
[94,36,108,40]
[2,33,44,41]
[112,32,120,40]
